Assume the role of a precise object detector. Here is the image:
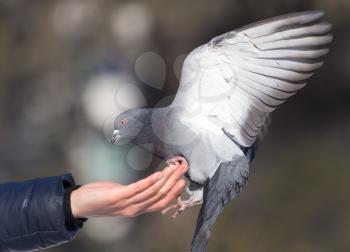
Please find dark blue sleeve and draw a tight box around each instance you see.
[0,174,81,251]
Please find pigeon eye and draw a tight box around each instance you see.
[120,118,127,126]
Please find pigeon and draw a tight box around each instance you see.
[111,11,332,252]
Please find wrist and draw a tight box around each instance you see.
[63,185,87,230]
[70,188,83,218]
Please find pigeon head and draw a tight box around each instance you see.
[111,108,152,145]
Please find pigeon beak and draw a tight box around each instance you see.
[111,130,120,144]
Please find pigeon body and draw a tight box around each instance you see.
[115,106,239,182]
[112,11,332,251]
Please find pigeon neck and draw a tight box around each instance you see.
[133,107,170,157]
[133,108,158,146]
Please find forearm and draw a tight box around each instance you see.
[0,163,187,251]
[0,174,82,251]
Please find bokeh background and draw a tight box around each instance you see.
[0,0,349,251]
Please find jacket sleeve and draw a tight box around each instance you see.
[0,174,81,251]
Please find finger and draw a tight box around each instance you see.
[154,162,188,198]
[83,182,120,189]
[124,165,178,206]
[122,171,164,198]
[145,179,186,213]
[126,163,187,206]
[110,165,178,216]
[129,165,187,213]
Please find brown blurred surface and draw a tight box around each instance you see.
[0,0,349,251]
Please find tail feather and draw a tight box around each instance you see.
[191,157,250,251]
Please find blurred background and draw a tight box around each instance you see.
[0,0,349,251]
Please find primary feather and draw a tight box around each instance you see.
[173,10,332,147]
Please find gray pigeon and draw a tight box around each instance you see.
[111,11,332,252]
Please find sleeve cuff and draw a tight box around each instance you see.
[63,185,88,231]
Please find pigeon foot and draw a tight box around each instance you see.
[161,196,202,219]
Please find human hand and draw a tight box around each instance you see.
[70,162,188,218]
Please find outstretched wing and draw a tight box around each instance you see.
[191,157,250,252]
[172,11,332,147]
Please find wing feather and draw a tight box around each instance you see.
[173,11,332,146]
[254,22,332,44]
[243,57,324,72]
[241,11,325,38]
[240,63,314,81]
[257,35,333,50]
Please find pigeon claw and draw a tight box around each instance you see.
[161,196,186,219]
[166,156,189,167]
[161,196,202,219]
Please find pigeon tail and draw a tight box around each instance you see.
[191,157,250,252]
